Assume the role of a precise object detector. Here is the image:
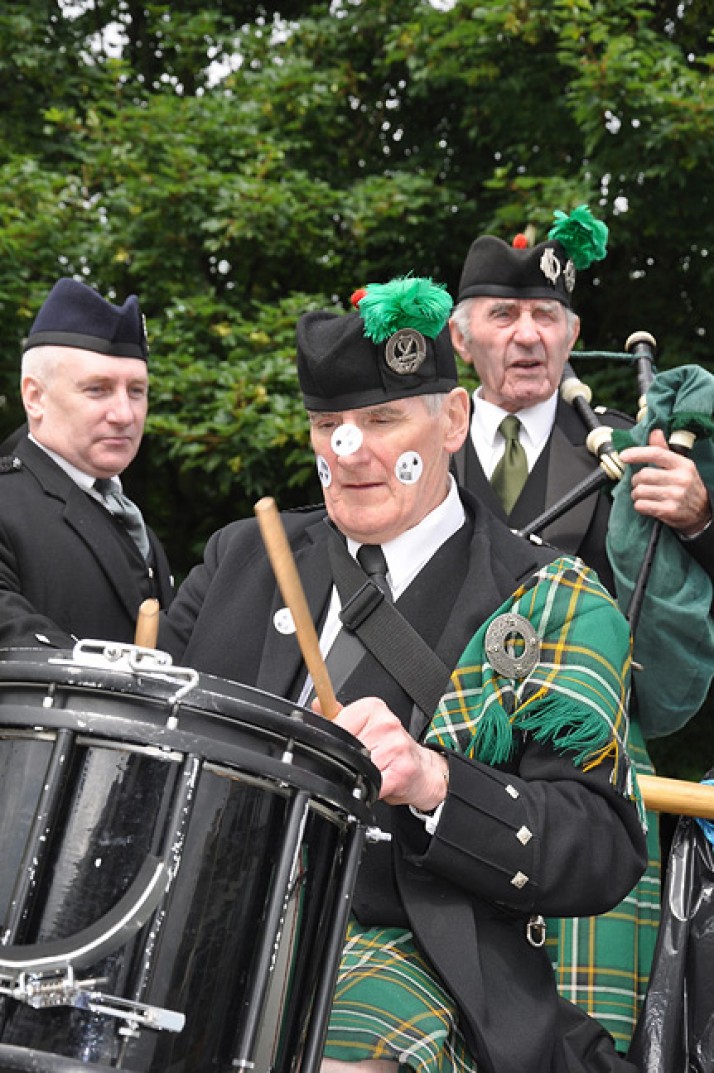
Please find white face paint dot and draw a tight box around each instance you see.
[273,608,296,635]
[331,423,363,457]
[395,452,423,484]
[316,455,332,487]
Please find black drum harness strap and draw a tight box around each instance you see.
[325,523,452,720]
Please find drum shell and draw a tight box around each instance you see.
[0,649,379,1073]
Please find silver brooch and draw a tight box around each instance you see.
[564,259,576,293]
[485,613,540,678]
[539,248,562,287]
[385,328,427,374]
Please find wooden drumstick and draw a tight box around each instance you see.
[254,497,340,720]
[639,773,714,821]
[134,598,160,648]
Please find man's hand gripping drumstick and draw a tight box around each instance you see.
[256,498,468,813]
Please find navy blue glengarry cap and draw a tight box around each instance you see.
[23,278,148,361]
[297,276,458,412]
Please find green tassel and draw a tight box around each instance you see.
[611,428,636,451]
[473,701,518,766]
[514,689,614,768]
[358,276,453,343]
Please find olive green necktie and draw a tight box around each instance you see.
[490,415,528,515]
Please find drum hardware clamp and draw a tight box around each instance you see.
[281,741,297,766]
[52,640,202,728]
[63,638,175,672]
[0,966,185,1034]
[365,826,391,843]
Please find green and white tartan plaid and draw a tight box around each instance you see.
[424,556,638,812]
[546,718,660,1052]
[324,556,641,1071]
[323,921,479,1072]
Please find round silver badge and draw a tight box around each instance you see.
[485,613,540,679]
[385,328,427,375]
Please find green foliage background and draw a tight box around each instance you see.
[1,0,712,776]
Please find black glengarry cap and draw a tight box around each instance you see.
[297,276,457,412]
[456,205,609,309]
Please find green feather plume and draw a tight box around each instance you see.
[548,204,609,270]
[357,276,453,343]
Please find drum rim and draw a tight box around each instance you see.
[0,649,381,814]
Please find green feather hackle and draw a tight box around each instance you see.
[548,204,609,271]
[358,276,453,344]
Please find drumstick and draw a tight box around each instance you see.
[134,598,160,648]
[639,773,714,821]
[254,497,340,720]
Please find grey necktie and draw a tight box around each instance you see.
[490,415,528,514]
[94,478,151,560]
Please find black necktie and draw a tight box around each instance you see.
[490,415,528,514]
[356,543,391,600]
[306,545,390,703]
[94,478,151,560]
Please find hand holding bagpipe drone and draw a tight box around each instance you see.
[516,207,714,751]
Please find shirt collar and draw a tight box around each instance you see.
[28,434,121,494]
[347,475,465,596]
[472,389,557,450]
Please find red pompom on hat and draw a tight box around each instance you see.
[350,287,368,308]
[512,233,529,249]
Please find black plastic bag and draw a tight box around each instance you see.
[628,800,714,1072]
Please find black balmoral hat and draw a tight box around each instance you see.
[457,235,576,307]
[456,205,610,309]
[297,276,458,412]
[23,278,148,361]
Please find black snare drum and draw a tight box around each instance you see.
[0,643,379,1073]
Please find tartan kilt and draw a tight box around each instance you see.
[323,920,479,1073]
[545,717,660,1051]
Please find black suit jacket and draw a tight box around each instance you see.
[159,492,646,1073]
[454,397,632,591]
[455,395,714,593]
[0,436,174,648]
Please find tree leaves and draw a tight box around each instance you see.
[1,0,712,578]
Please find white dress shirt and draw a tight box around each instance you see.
[297,477,466,705]
[470,389,558,478]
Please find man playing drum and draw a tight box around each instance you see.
[158,275,648,1073]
